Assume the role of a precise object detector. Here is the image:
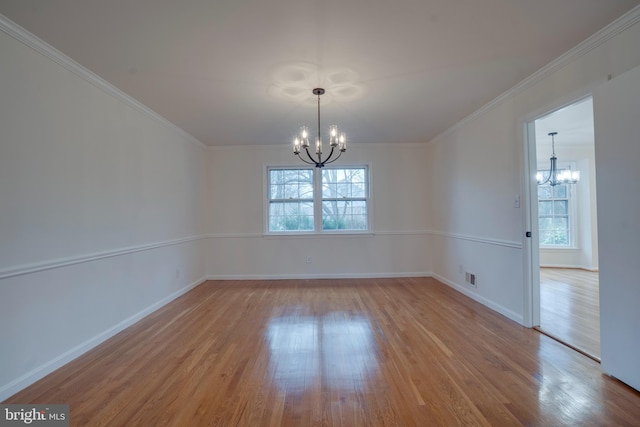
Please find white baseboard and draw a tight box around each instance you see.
[540,264,599,272]
[431,273,524,325]
[205,272,432,281]
[0,276,207,402]
[204,272,524,325]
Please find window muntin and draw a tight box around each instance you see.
[267,166,369,233]
[537,169,573,246]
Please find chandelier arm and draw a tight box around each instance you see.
[549,155,558,186]
[539,164,551,185]
[323,148,343,165]
[323,146,336,164]
[295,152,316,166]
[303,146,321,166]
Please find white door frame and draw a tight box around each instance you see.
[521,93,594,329]
[522,120,540,328]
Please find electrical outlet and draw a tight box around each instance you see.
[305,256,312,264]
[465,272,477,288]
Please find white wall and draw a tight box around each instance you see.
[426,106,526,323]
[206,143,432,278]
[593,63,640,392]
[0,24,208,400]
[427,10,640,327]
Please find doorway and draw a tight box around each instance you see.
[526,97,600,360]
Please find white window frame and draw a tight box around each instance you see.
[264,164,371,235]
[536,161,579,249]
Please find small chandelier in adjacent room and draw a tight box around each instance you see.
[292,88,346,168]
[536,132,580,186]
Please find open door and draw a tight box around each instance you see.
[593,65,640,392]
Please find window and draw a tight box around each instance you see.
[321,168,368,230]
[267,166,369,233]
[537,169,574,246]
[268,168,314,232]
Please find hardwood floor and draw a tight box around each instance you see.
[539,268,600,359]
[5,277,639,426]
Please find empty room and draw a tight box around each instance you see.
[2,1,640,425]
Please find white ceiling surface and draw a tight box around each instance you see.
[1,1,637,147]
[536,97,594,148]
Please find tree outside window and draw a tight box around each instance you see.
[537,171,572,246]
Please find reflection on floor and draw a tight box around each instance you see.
[539,267,600,359]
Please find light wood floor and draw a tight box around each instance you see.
[539,268,600,359]
[5,277,639,426]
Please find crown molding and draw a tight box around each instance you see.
[429,5,640,145]
[0,13,207,150]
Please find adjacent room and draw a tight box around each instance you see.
[2,1,640,425]
[532,98,601,360]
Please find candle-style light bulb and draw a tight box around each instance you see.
[329,125,338,147]
[300,126,310,148]
[293,136,301,154]
[338,132,347,151]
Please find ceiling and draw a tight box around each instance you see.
[535,97,594,153]
[1,0,638,147]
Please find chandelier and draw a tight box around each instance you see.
[292,88,346,168]
[536,132,580,186]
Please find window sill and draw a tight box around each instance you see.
[263,231,374,239]
[540,246,580,251]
